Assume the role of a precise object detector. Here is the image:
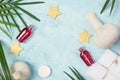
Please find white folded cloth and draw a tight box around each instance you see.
[86,49,120,80]
[86,63,108,80]
[97,49,120,78]
[102,71,120,80]
[98,49,118,68]
[108,56,120,78]
[86,63,120,80]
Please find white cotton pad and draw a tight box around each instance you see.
[38,65,51,78]
[98,49,118,68]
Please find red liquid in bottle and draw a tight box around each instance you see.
[16,25,33,43]
[79,48,94,66]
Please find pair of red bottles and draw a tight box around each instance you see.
[16,26,94,66]
[16,25,33,43]
[79,48,94,66]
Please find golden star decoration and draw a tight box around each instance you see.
[47,6,61,20]
[10,42,23,56]
[78,30,92,43]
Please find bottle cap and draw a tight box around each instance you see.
[79,47,85,53]
[28,25,34,31]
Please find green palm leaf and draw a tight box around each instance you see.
[0,71,5,80]
[0,5,16,32]
[0,0,4,3]
[15,5,40,21]
[15,1,45,5]
[0,5,13,31]
[0,27,12,39]
[0,2,15,6]
[100,0,110,14]
[9,4,28,27]
[4,5,21,32]
[0,13,17,16]
[110,0,116,15]
[8,9,21,32]
[69,67,81,80]
[0,42,12,80]
[0,6,15,11]
[64,71,75,80]
[72,67,84,80]
[64,66,85,80]
[100,0,116,15]
[0,21,16,26]
[0,11,9,31]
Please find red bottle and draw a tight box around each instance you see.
[16,25,33,43]
[79,48,94,66]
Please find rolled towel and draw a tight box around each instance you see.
[86,63,108,80]
[108,56,120,78]
[98,49,118,68]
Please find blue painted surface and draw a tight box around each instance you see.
[1,0,120,80]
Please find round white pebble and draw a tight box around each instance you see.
[38,65,51,78]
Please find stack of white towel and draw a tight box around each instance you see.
[86,49,120,80]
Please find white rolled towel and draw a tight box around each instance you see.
[86,63,108,80]
[98,49,118,68]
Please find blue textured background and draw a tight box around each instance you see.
[1,0,120,80]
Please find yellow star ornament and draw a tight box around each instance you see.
[10,42,23,56]
[47,6,61,20]
[78,30,92,43]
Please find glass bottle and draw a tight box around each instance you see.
[16,25,33,43]
[79,47,94,66]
